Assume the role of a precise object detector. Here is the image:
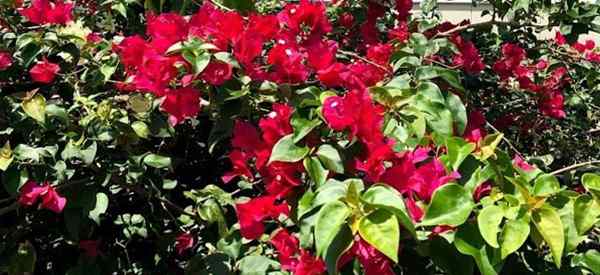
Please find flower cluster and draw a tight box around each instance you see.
[493,43,569,118]
[19,0,73,25]
[270,229,325,275]
[18,180,66,213]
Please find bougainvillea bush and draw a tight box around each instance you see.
[1,0,600,274]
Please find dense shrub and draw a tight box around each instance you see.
[0,0,599,274]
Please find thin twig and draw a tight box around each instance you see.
[0,202,18,216]
[485,121,523,156]
[435,20,547,38]
[338,50,392,74]
[549,160,600,176]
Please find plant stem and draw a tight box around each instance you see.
[549,160,600,175]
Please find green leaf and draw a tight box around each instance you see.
[61,141,97,165]
[475,133,503,161]
[162,179,177,190]
[445,137,476,171]
[22,94,46,123]
[582,173,600,203]
[420,0,437,13]
[324,225,353,275]
[533,174,560,197]
[315,201,350,257]
[100,62,117,83]
[429,237,475,275]
[268,134,310,163]
[316,144,344,174]
[361,184,416,237]
[358,209,400,263]
[193,53,211,76]
[291,116,322,143]
[477,205,504,248]
[304,157,327,187]
[297,189,315,218]
[573,194,600,235]
[499,217,530,259]
[238,255,279,275]
[0,142,14,171]
[416,81,445,104]
[143,154,171,169]
[313,179,348,206]
[132,121,150,139]
[454,223,498,275]
[571,250,600,275]
[8,241,36,275]
[464,164,495,193]
[446,92,467,135]
[532,206,565,268]
[88,193,109,224]
[421,184,475,226]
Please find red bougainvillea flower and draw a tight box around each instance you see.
[306,38,338,71]
[339,236,394,275]
[411,159,460,202]
[0,52,12,70]
[201,61,233,85]
[146,12,188,52]
[258,103,294,147]
[555,32,567,45]
[160,87,201,126]
[263,161,304,198]
[41,186,68,213]
[429,225,456,238]
[114,35,147,70]
[29,58,60,83]
[20,0,73,25]
[270,229,326,275]
[86,32,102,44]
[450,35,485,74]
[513,155,535,172]
[322,95,355,131]
[586,52,600,63]
[395,0,412,22]
[339,12,354,28]
[189,3,244,50]
[133,51,180,95]
[175,233,194,255]
[573,39,595,53]
[539,90,566,119]
[79,240,100,258]
[360,2,385,46]
[277,0,332,38]
[355,140,397,182]
[294,250,326,275]
[382,153,459,202]
[492,43,526,80]
[18,180,66,213]
[235,195,289,239]
[473,181,492,202]
[270,229,301,269]
[221,150,255,184]
[389,21,410,43]
[463,110,487,144]
[405,194,424,222]
[318,62,348,88]
[266,42,310,84]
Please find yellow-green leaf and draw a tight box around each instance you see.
[477,205,504,248]
[358,209,400,263]
[532,207,565,268]
[22,94,46,123]
[0,141,14,171]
